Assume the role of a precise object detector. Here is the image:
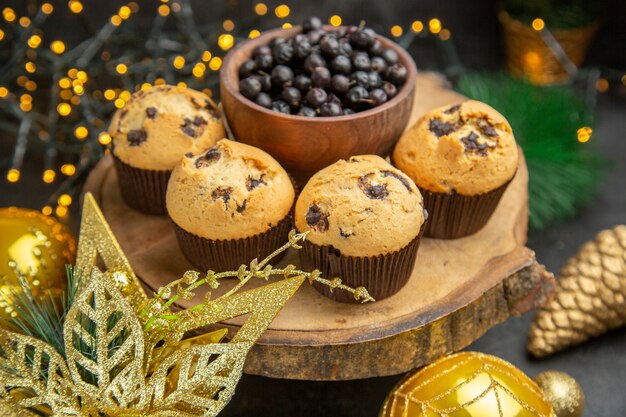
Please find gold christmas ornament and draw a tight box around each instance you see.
[0,193,371,416]
[0,207,76,319]
[534,371,584,417]
[379,352,554,417]
[528,225,626,357]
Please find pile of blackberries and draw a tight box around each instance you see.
[237,16,409,117]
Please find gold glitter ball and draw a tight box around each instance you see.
[380,352,554,417]
[535,371,584,417]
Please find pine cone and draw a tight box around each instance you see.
[528,225,626,357]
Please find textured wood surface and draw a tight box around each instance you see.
[83,73,555,380]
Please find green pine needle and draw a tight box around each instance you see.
[456,73,604,229]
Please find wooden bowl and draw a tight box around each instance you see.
[220,26,417,185]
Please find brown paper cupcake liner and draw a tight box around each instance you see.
[173,213,293,272]
[112,155,170,215]
[420,177,513,239]
[300,224,425,303]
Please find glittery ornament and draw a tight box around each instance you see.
[0,193,370,416]
[528,225,626,357]
[0,207,76,319]
[535,371,584,417]
[380,352,555,417]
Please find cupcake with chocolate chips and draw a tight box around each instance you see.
[166,139,295,271]
[110,84,225,214]
[295,155,426,302]
[393,100,518,238]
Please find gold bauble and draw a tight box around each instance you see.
[534,371,584,417]
[0,207,76,318]
[380,352,554,417]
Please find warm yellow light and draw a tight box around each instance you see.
[98,132,112,145]
[104,89,116,100]
[119,90,131,101]
[6,169,20,183]
[70,95,80,105]
[0,29,4,41]
[523,51,542,71]
[58,78,71,89]
[28,35,42,48]
[248,30,261,39]
[201,51,212,62]
[58,194,72,206]
[114,98,125,108]
[177,81,187,89]
[532,18,545,31]
[282,23,292,29]
[75,126,88,140]
[69,0,83,14]
[111,15,122,26]
[3,8,16,22]
[275,4,290,18]
[429,18,442,34]
[57,103,71,116]
[59,89,72,100]
[218,34,234,50]
[25,81,37,92]
[596,78,609,93]
[24,62,36,73]
[61,163,76,175]
[55,205,68,217]
[67,68,78,78]
[390,25,403,37]
[73,84,84,95]
[439,29,451,40]
[17,76,28,86]
[76,70,87,81]
[116,63,128,74]
[192,63,206,78]
[622,74,626,86]
[19,17,31,27]
[173,55,185,69]
[41,3,54,14]
[154,77,166,85]
[41,206,52,216]
[140,83,152,91]
[254,3,267,16]
[20,94,32,103]
[411,20,424,33]
[577,126,592,143]
[209,57,222,71]
[50,40,66,54]
[42,169,56,184]
[223,19,234,31]
[20,102,32,112]
[158,4,170,16]
[119,5,131,19]
[329,15,342,27]
[0,87,8,98]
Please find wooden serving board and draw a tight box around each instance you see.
[83,73,555,381]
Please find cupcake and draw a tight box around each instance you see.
[166,139,295,272]
[393,100,518,238]
[110,84,226,214]
[294,155,426,302]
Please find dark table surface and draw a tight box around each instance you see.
[0,90,624,417]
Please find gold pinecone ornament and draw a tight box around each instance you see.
[528,225,626,357]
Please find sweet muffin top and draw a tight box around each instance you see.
[166,139,295,240]
[393,100,518,195]
[110,85,226,171]
[294,155,425,257]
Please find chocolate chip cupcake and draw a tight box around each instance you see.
[294,155,426,302]
[393,100,519,238]
[166,139,295,271]
[110,84,226,214]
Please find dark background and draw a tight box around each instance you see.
[1,1,626,416]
